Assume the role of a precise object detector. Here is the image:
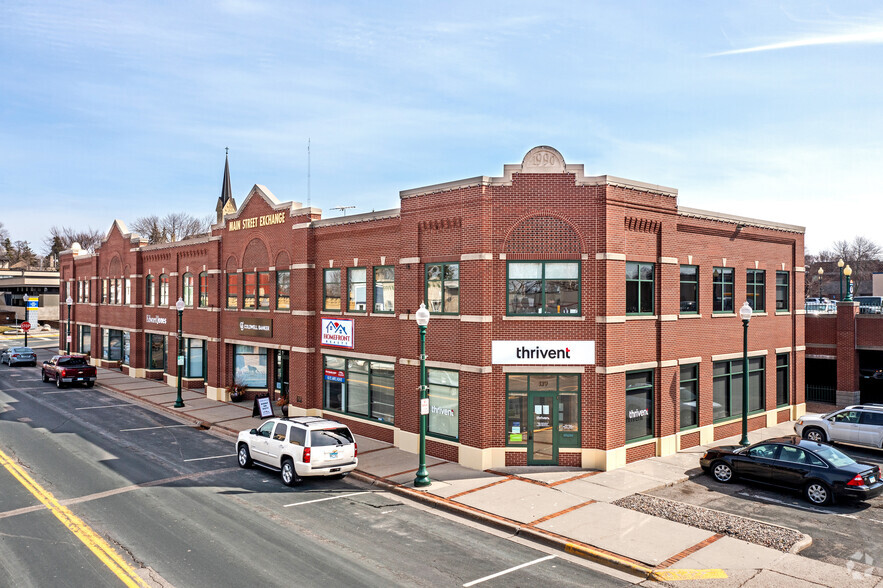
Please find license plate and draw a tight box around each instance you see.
[75,378,82,381]
[870,476,877,484]
[330,468,340,473]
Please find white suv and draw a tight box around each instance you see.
[236,416,358,486]
[795,405,883,450]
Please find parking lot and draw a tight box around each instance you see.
[650,442,883,574]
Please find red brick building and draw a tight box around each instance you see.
[58,146,806,471]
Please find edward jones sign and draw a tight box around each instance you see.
[321,318,354,348]
[492,341,595,365]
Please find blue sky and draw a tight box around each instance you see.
[3,1,883,255]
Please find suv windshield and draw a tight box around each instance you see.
[310,428,354,447]
[58,357,88,366]
[812,444,856,468]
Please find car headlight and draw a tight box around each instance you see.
[701,452,708,460]
[796,419,803,425]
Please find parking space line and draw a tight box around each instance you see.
[75,404,132,410]
[463,555,555,586]
[283,491,371,507]
[120,425,190,432]
[182,454,236,462]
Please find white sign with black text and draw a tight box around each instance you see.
[492,340,595,365]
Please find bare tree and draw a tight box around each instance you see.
[43,226,104,254]
[129,213,211,245]
[0,221,8,247]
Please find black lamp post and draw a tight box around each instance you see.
[838,258,844,300]
[23,292,29,348]
[174,297,185,408]
[66,295,73,353]
[739,301,753,446]
[817,267,823,298]
[414,302,431,487]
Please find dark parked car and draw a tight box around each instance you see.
[700,435,883,505]
[1,347,37,366]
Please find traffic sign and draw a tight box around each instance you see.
[20,321,31,332]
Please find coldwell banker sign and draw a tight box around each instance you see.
[321,318,354,348]
[492,340,595,365]
[237,317,273,338]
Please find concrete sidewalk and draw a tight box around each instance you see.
[90,366,882,587]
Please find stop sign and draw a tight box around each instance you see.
[20,321,31,332]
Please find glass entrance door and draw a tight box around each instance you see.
[528,393,557,465]
[274,350,289,401]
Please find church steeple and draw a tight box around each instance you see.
[216,148,237,224]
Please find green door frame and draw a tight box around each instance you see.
[527,392,558,465]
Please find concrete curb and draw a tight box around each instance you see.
[347,470,655,579]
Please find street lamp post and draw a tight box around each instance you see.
[838,258,845,300]
[23,292,29,348]
[844,265,853,302]
[414,303,431,487]
[65,295,73,354]
[817,267,824,299]
[174,297,185,408]
[739,301,753,446]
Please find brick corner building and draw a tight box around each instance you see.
[59,146,806,471]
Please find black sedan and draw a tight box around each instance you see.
[700,435,883,505]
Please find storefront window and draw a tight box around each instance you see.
[147,334,166,370]
[373,266,394,312]
[234,345,268,388]
[680,364,698,429]
[102,329,123,361]
[322,355,394,424]
[122,331,130,365]
[712,358,764,421]
[79,325,91,355]
[348,268,367,312]
[626,371,654,442]
[324,269,341,311]
[776,353,789,406]
[505,374,580,447]
[276,270,290,310]
[428,369,458,439]
[186,339,206,379]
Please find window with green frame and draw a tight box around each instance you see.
[373,266,394,312]
[322,355,394,424]
[712,357,764,421]
[626,370,654,441]
[679,364,698,429]
[324,269,341,311]
[348,267,367,312]
[746,269,765,311]
[626,262,654,315]
[427,368,458,439]
[712,267,734,312]
[182,272,194,307]
[776,353,789,406]
[680,265,698,313]
[426,262,459,314]
[507,261,579,315]
[775,271,789,311]
[505,373,580,447]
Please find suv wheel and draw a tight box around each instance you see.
[803,428,827,443]
[281,458,301,487]
[237,444,253,468]
[805,481,831,505]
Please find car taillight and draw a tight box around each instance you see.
[12,354,19,359]
[847,474,866,487]
[303,447,311,464]
[61,369,68,377]
[354,442,358,458]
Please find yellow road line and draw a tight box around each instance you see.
[0,448,149,588]
[650,568,729,581]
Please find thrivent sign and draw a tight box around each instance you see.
[492,341,595,365]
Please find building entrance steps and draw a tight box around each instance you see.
[87,364,870,586]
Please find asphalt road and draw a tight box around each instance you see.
[650,441,883,573]
[0,349,633,587]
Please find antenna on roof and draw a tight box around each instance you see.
[331,206,355,216]
[307,138,311,208]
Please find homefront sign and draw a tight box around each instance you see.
[237,317,273,338]
[227,212,286,232]
[491,340,595,365]
[320,318,354,348]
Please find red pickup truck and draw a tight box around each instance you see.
[41,355,97,388]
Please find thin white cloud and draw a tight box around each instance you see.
[711,26,883,56]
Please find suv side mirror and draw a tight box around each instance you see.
[249,429,257,435]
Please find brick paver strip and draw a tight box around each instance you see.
[357,446,395,455]
[548,471,601,486]
[654,533,725,569]
[526,500,596,526]
[446,476,515,500]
